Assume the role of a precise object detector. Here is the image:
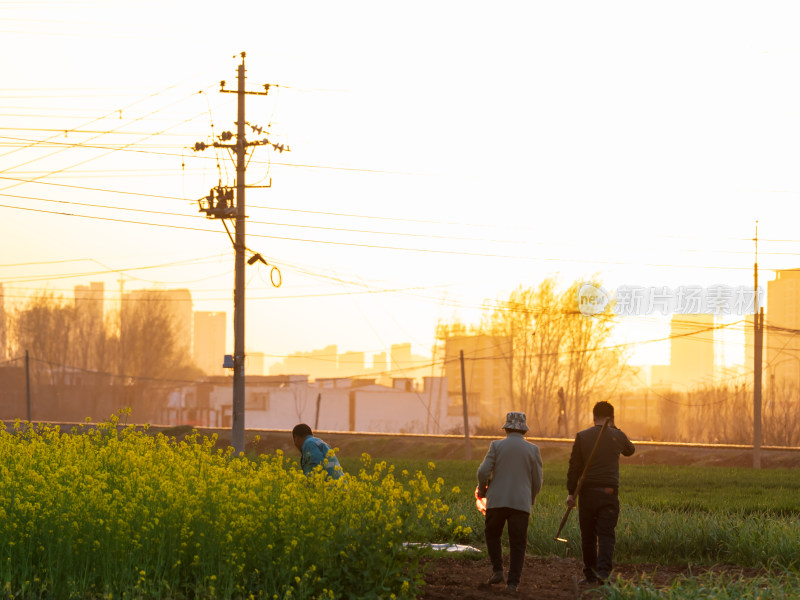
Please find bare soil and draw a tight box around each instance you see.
[419,556,763,599]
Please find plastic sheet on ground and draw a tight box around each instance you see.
[402,542,481,553]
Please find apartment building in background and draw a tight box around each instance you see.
[767,269,800,388]
[442,334,512,430]
[193,311,226,376]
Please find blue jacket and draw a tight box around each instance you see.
[300,435,343,479]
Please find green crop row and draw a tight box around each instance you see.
[359,456,800,569]
[603,569,800,599]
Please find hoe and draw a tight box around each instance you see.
[553,417,610,543]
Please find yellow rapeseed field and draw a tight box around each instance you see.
[0,411,470,599]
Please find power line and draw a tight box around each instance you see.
[4,199,797,271]
[0,127,204,136]
[0,88,214,190]
[0,190,525,245]
[0,254,226,284]
[0,79,194,163]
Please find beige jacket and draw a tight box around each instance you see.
[477,432,543,513]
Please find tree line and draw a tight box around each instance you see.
[436,276,800,447]
[438,277,628,437]
[0,291,201,422]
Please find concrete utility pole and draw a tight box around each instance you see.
[231,56,248,455]
[193,52,288,455]
[25,349,31,421]
[459,350,471,460]
[753,223,762,469]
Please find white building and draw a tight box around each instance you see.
[163,375,461,434]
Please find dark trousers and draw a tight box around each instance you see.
[578,488,619,580]
[484,507,530,586]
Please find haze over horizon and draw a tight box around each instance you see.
[2,1,800,377]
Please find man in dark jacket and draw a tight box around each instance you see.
[565,401,635,584]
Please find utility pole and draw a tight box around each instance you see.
[753,223,762,469]
[25,349,31,422]
[459,350,471,460]
[193,52,289,454]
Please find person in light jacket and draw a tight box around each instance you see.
[477,411,543,593]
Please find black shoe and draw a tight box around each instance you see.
[579,578,598,585]
[486,571,504,585]
[506,583,517,592]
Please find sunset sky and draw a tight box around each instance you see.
[2,1,799,375]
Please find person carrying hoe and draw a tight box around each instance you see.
[565,401,635,585]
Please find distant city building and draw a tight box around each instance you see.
[371,352,388,375]
[0,283,6,362]
[390,343,413,372]
[387,343,432,381]
[123,288,193,355]
[74,282,104,324]
[650,314,715,389]
[247,351,265,376]
[270,345,340,379]
[270,343,431,382]
[442,334,512,430]
[669,313,715,388]
[338,351,365,377]
[193,311,226,376]
[767,269,800,387]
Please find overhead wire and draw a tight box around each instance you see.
[0,254,227,285]
[2,200,787,270]
[0,84,218,193]
[0,79,193,163]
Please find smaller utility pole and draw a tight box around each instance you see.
[459,350,471,460]
[25,350,31,421]
[753,223,762,469]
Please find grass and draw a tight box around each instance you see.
[603,569,800,599]
[342,454,800,569]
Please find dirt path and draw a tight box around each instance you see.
[419,556,762,599]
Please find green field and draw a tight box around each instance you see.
[3,419,800,599]
[352,456,800,568]
[342,454,800,598]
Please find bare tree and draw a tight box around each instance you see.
[558,280,626,435]
[764,381,800,446]
[118,291,201,421]
[480,280,564,435]
[474,277,626,437]
[10,292,75,391]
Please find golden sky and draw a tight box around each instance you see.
[1,1,799,371]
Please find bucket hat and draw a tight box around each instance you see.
[502,411,529,432]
